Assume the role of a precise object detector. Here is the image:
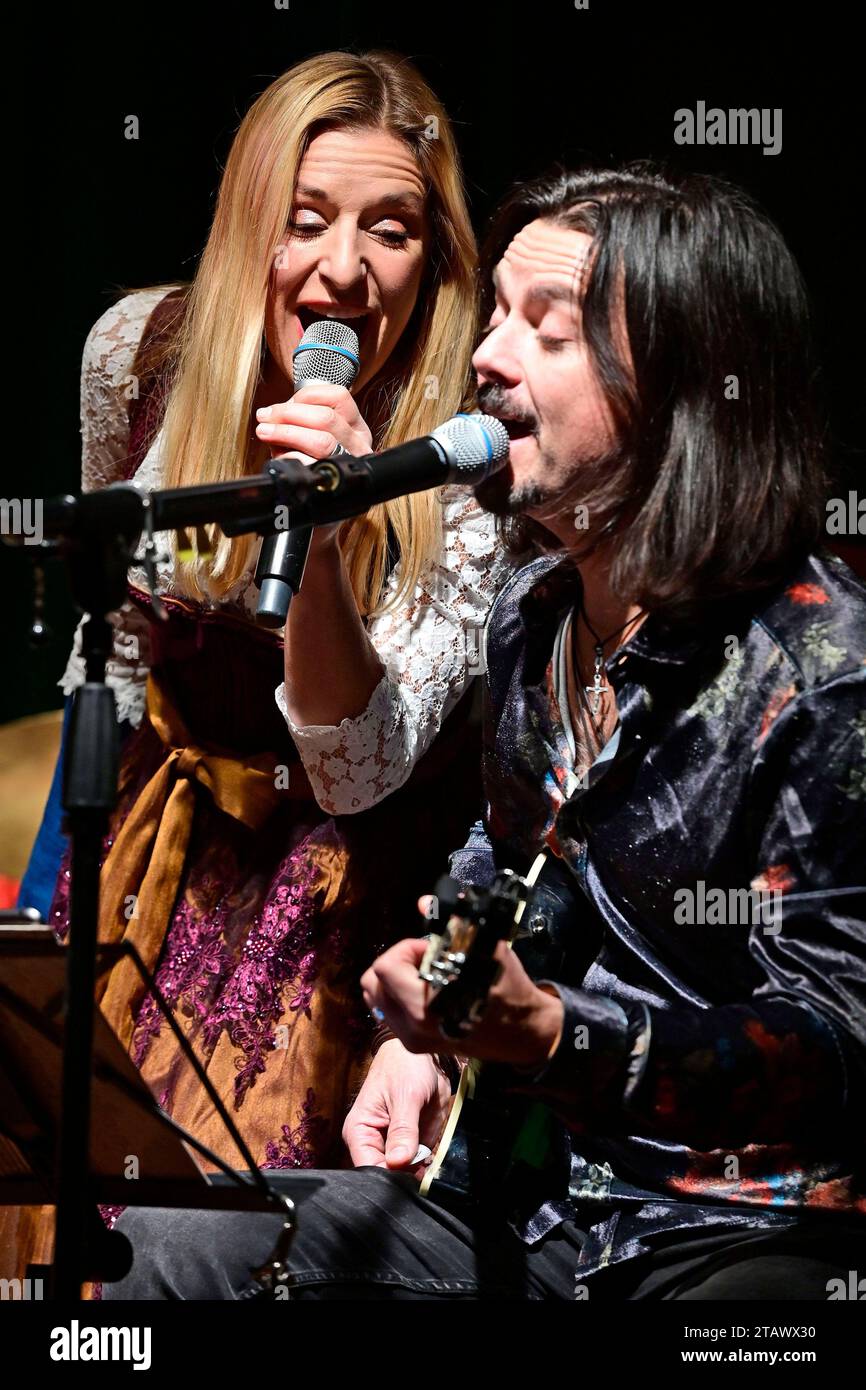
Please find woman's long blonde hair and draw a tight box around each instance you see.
[150,50,478,616]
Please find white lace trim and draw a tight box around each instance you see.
[275,487,514,813]
[59,290,170,728]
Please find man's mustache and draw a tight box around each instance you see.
[476,383,539,433]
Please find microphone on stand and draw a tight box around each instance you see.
[254,319,360,628]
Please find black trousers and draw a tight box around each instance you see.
[104,1167,864,1301]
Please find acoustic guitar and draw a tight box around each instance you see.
[417,848,598,1209]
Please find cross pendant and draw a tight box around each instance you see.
[584,644,609,717]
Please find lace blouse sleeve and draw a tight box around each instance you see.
[58,290,169,727]
[275,487,517,814]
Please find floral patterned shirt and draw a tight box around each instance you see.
[448,547,865,1265]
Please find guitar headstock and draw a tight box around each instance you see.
[418,857,546,1037]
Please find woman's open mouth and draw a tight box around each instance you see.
[295,305,371,343]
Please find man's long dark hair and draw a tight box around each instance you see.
[481,163,828,616]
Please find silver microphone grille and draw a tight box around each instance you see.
[292,320,361,391]
[430,412,510,483]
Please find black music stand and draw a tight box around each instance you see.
[0,921,324,1299]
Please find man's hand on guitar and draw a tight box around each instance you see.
[360,898,565,1071]
[342,1039,453,1177]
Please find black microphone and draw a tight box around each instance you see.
[264,411,511,525]
[255,319,360,628]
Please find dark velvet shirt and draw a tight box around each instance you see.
[448,547,865,1271]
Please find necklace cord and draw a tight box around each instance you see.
[573,601,648,731]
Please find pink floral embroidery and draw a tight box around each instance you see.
[199,849,324,1105]
[129,843,327,1108]
[262,1089,327,1169]
[131,887,234,1070]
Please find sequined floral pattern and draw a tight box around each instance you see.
[198,857,324,1104]
[262,1090,329,1170]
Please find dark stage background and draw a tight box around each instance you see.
[3,0,863,722]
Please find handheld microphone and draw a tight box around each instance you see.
[255,319,360,628]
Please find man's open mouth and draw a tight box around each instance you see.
[499,418,537,441]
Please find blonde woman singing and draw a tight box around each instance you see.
[32,51,516,1177]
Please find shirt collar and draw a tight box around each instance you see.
[517,555,712,670]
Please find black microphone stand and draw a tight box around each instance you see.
[53,487,141,1300]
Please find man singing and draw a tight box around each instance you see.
[107,163,865,1301]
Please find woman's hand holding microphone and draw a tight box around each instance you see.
[255,384,373,560]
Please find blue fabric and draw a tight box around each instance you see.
[17,697,73,921]
[16,696,134,920]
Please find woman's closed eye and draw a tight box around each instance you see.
[286,212,410,247]
[370,222,410,246]
[287,210,327,238]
